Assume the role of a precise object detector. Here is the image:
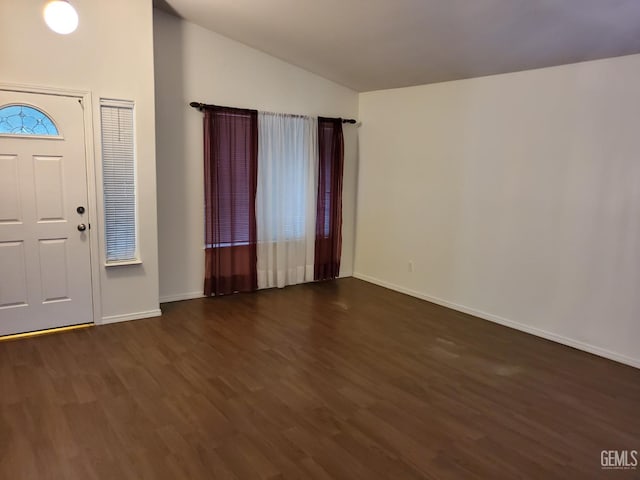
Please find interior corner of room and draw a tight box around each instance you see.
[157,4,640,366]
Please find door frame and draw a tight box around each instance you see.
[0,82,101,326]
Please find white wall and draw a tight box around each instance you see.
[153,9,359,302]
[1,0,160,322]
[356,54,640,367]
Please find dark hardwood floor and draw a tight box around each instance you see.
[1,278,638,479]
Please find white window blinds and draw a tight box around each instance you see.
[100,99,137,263]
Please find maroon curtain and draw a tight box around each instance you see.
[314,117,344,281]
[203,106,258,296]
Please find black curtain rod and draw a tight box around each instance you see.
[189,102,357,124]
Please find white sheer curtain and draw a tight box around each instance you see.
[256,112,318,288]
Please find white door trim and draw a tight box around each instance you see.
[0,82,101,326]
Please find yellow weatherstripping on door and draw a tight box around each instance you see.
[0,323,93,342]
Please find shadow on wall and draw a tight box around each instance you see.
[153,9,197,300]
[153,0,181,17]
[341,125,359,278]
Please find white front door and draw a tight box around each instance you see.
[0,90,93,336]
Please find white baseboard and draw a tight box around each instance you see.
[159,291,205,304]
[353,272,640,369]
[100,308,162,325]
[161,279,352,301]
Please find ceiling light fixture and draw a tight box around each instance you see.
[43,0,79,35]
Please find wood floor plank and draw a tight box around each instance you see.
[1,278,638,479]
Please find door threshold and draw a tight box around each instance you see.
[0,323,93,343]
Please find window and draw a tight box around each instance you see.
[256,112,316,244]
[100,99,137,264]
[204,107,258,250]
[0,104,59,136]
[203,106,259,296]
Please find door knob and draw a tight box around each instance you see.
[77,224,87,232]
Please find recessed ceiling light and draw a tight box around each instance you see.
[43,0,79,35]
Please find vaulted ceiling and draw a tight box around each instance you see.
[156,0,640,92]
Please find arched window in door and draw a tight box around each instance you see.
[0,104,60,136]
